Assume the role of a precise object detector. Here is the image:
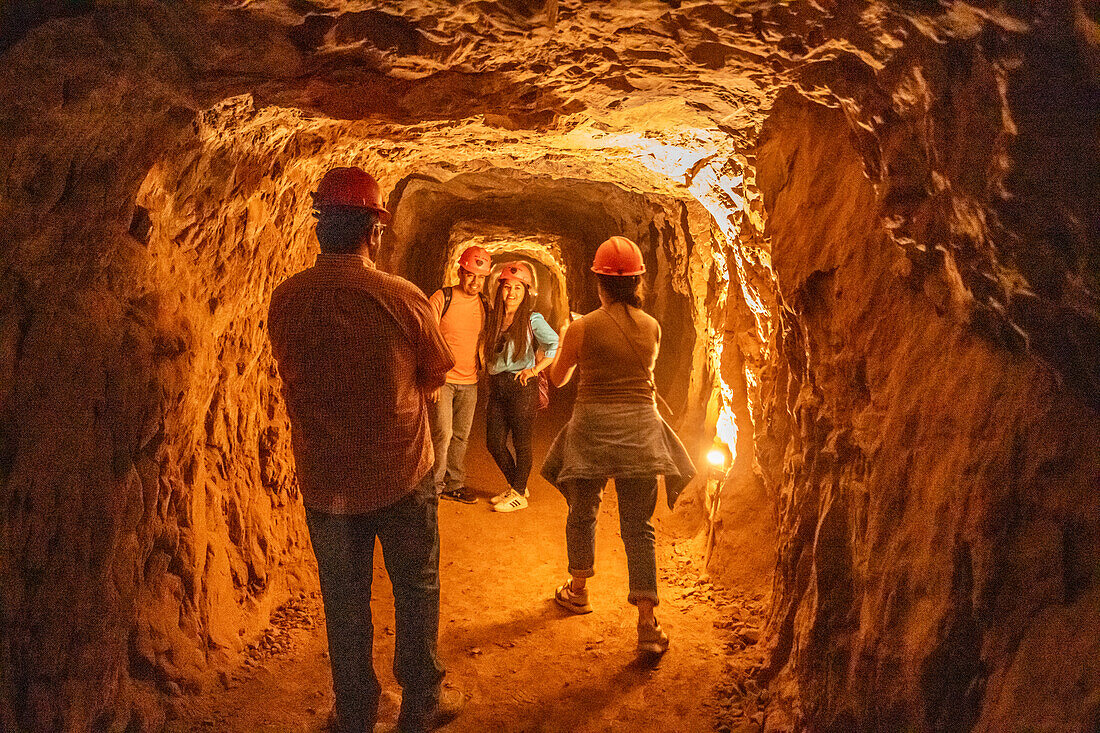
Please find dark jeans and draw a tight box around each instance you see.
[305,476,445,733]
[565,476,660,605]
[486,371,537,495]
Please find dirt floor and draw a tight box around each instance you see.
[167,397,770,732]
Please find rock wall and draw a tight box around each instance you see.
[1,20,202,732]
[0,92,325,731]
[749,3,1100,729]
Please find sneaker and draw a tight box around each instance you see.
[492,489,528,513]
[637,618,670,655]
[440,487,478,504]
[554,580,591,614]
[397,687,465,732]
[489,489,513,505]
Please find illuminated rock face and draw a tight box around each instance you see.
[746,5,1100,729]
[756,93,1100,732]
[0,1,1097,731]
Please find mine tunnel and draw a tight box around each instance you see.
[1,1,1098,732]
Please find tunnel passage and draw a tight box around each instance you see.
[385,169,701,401]
[1,1,1099,732]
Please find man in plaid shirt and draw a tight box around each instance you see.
[268,167,462,732]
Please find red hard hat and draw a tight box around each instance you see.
[591,236,645,276]
[498,261,534,289]
[312,167,390,223]
[457,246,492,276]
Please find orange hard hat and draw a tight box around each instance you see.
[457,246,492,276]
[312,167,390,223]
[591,236,645,276]
[498,261,534,289]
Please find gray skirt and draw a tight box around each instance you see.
[541,401,696,507]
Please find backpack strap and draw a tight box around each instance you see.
[440,286,453,318]
[441,286,491,371]
[442,287,489,320]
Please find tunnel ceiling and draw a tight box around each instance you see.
[1,0,788,246]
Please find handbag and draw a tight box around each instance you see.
[526,319,551,410]
[536,370,550,410]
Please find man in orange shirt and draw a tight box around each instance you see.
[427,246,491,504]
[268,167,463,733]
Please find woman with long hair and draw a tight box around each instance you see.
[541,237,694,655]
[484,261,559,513]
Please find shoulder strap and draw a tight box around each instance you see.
[598,306,650,370]
[441,287,489,320]
[599,306,675,418]
[440,286,453,318]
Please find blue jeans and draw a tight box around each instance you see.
[304,476,445,733]
[564,476,660,605]
[486,372,537,495]
[429,383,478,492]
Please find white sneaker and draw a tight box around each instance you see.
[490,489,513,505]
[492,489,528,513]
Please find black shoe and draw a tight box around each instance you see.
[427,687,464,730]
[440,488,478,504]
[397,687,465,732]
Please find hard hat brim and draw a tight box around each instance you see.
[591,265,646,276]
[312,199,391,225]
[459,264,491,276]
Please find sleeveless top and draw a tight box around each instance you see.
[576,305,659,404]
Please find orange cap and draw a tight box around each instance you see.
[498,261,535,290]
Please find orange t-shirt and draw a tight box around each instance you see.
[429,288,485,385]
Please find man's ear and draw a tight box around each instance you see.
[365,222,382,257]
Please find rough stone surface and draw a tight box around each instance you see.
[748,4,1100,731]
[0,0,1096,731]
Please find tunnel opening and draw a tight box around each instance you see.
[2,2,1098,732]
[442,223,571,328]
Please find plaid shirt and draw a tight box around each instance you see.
[268,253,454,514]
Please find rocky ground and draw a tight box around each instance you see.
[165,402,773,733]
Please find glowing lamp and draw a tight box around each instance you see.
[707,447,727,469]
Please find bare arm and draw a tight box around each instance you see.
[548,319,582,387]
